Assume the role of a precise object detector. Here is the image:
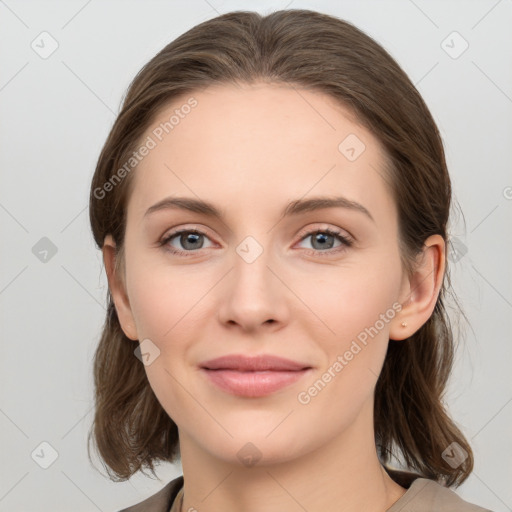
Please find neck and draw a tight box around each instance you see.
[178,401,406,512]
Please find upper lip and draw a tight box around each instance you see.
[200,354,311,371]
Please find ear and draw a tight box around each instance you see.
[102,234,138,341]
[389,234,446,341]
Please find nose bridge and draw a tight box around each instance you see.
[217,233,287,328]
[235,234,266,267]
[232,233,276,300]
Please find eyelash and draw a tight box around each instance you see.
[159,227,353,258]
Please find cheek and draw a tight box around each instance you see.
[291,251,402,412]
[128,280,172,342]
[126,260,209,343]
[125,266,203,425]
[293,256,401,345]
[293,273,399,430]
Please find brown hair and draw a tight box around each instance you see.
[88,9,473,486]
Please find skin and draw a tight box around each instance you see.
[103,82,445,512]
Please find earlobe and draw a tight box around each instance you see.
[102,235,139,341]
[389,234,446,341]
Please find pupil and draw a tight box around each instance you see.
[313,233,334,250]
[182,232,202,249]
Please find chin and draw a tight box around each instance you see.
[201,428,313,468]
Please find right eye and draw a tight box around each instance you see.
[160,229,215,256]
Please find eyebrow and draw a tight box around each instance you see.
[144,195,374,223]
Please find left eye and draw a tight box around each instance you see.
[296,229,352,252]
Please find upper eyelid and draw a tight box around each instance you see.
[161,225,216,243]
[296,224,353,242]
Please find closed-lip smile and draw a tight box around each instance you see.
[200,354,311,372]
[199,354,313,397]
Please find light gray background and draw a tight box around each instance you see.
[1,0,511,511]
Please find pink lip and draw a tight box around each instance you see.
[200,354,311,371]
[202,369,312,397]
[200,354,312,398]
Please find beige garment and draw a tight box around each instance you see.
[168,476,492,512]
[119,472,493,511]
[386,477,492,511]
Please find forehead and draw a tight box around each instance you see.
[128,82,395,224]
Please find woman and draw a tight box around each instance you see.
[88,9,493,512]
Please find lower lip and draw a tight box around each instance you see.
[201,368,311,397]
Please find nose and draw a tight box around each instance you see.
[216,241,290,332]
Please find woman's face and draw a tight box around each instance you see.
[113,82,411,466]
